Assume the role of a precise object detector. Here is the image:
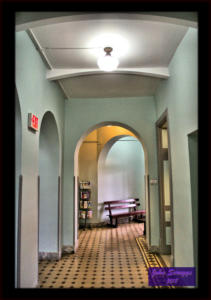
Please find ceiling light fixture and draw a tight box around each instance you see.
[97,47,119,72]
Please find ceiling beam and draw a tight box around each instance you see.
[16,12,197,32]
[46,67,170,81]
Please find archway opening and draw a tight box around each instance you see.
[74,122,149,248]
[38,111,60,260]
[98,135,145,226]
[15,88,22,288]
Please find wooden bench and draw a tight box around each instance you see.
[104,198,146,233]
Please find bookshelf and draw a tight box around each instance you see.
[79,181,92,229]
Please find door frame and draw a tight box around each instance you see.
[156,109,175,265]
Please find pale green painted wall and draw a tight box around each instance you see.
[155,28,198,267]
[15,31,65,287]
[63,97,159,248]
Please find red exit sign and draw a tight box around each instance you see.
[28,113,39,131]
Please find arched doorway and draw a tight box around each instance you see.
[38,111,60,261]
[15,88,22,288]
[98,135,145,225]
[74,122,149,249]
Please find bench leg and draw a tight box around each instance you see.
[109,215,113,226]
[115,218,118,228]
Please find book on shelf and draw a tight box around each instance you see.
[80,211,86,219]
[83,201,88,209]
[80,191,89,199]
[80,181,91,189]
[87,210,92,219]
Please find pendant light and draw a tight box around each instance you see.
[97,47,119,72]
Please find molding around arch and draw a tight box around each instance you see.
[74,121,149,175]
[39,110,62,161]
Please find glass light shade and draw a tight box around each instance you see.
[97,54,119,71]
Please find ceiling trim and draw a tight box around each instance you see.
[58,80,69,98]
[27,29,53,69]
[46,67,169,81]
[16,12,197,32]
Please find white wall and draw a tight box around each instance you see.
[98,136,145,222]
[155,28,198,267]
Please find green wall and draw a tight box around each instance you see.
[15,31,65,287]
[63,97,159,249]
[155,28,198,267]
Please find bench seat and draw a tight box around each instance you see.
[111,210,146,218]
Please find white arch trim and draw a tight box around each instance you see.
[39,110,62,160]
[74,121,149,176]
[98,134,131,162]
[46,67,169,81]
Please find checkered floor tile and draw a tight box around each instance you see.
[38,223,150,288]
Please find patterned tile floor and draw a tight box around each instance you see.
[136,236,175,289]
[38,223,150,289]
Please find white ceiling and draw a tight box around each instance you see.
[24,13,192,98]
[32,19,187,69]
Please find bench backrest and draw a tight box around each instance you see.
[104,198,139,205]
[104,198,140,213]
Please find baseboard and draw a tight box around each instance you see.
[39,252,60,261]
[149,245,160,253]
[79,221,107,229]
[62,245,74,254]
[79,219,146,229]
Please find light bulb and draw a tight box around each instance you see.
[97,53,119,72]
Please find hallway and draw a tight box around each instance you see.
[38,223,149,289]
[14,11,199,289]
